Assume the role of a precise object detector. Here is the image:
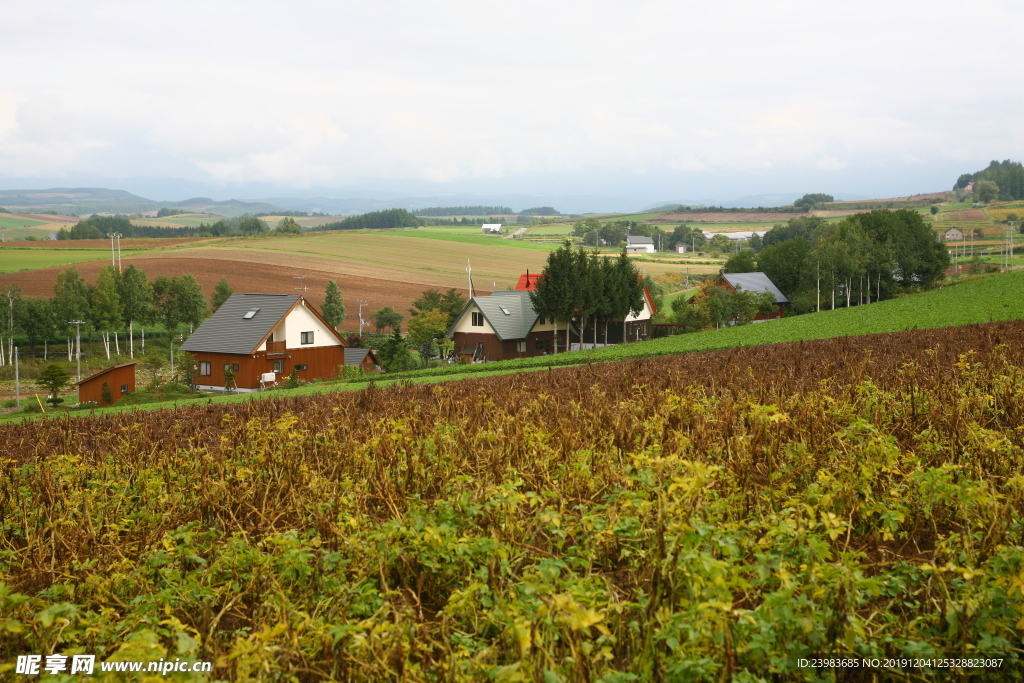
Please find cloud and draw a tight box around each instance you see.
[0,0,1021,198]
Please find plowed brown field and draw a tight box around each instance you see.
[651,211,799,223]
[0,258,456,332]
[944,210,989,222]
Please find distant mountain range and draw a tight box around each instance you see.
[0,186,878,218]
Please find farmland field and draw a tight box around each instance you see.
[132,214,226,228]
[2,320,1024,680]
[0,215,46,230]
[0,247,145,273]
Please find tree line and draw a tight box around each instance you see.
[414,206,513,216]
[315,209,420,231]
[0,266,223,365]
[956,160,1024,201]
[530,241,647,350]
[56,215,304,240]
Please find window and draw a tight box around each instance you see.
[243,309,260,319]
[294,364,308,371]
[300,331,314,344]
[223,363,239,373]
[199,361,211,376]
[273,360,284,373]
[120,384,128,394]
[517,341,527,352]
[471,312,484,326]
[500,307,511,315]
[535,339,551,352]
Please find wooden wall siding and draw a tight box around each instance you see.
[453,331,564,361]
[78,365,136,405]
[193,346,346,388]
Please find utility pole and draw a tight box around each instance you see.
[293,275,309,294]
[107,233,117,268]
[116,233,122,271]
[68,320,85,382]
[14,346,19,410]
[358,300,368,336]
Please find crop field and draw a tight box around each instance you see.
[132,214,227,228]
[2,320,1024,680]
[943,210,989,222]
[989,208,1024,222]
[0,247,146,273]
[0,215,46,230]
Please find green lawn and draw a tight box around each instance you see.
[0,248,143,273]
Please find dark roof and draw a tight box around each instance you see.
[344,348,378,365]
[627,235,654,245]
[180,293,300,355]
[722,272,789,304]
[75,361,137,386]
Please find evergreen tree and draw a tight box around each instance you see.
[211,277,233,312]
[321,280,346,329]
[37,363,70,406]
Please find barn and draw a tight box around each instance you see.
[75,362,137,405]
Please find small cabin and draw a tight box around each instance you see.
[76,362,137,405]
[481,224,502,234]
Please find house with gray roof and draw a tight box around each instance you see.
[721,272,788,320]
[626,235,655,253]
[180,293,348,391]
[446,290,571,361]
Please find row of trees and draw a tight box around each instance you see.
[56,215,304,241]
[531,242,647,350]
[0,266,219,364]
[414,206,513,216]
[317,209,419,231]
[719,210,949,314]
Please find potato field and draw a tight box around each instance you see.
[3,321,1024,680]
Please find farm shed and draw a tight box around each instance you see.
[344,347,380,371]
[180,293,348,392]
[481,224,502,234]
[75,362,136,406]
[721,272,788,320]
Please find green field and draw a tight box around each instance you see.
[132,214,226,228]
[0,247,143,273]
[0,215,46,229]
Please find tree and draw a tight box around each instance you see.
[723,249,758,273]
[322,280,346,329]
[277,217,302,234]
[756,237,811,300]
[52,267,91,357]
[238,217,268,236]
[1,285,23,367]
[117,264,154,358]
[410,288,467,323]
[793,193,834,210]
[974,180,999,204]
[17,297,57,355]
[100,382,113,405]
[709,234,732,252]
[372,306,403,334]
[37,363,70,406]
[211,277,233,312]
[530,240,577,352]
[407,308,449,364]
[90,265,122,359]
[152,275,208,336]
[377,329,413,371]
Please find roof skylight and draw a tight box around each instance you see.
[243,309,260,319]
[500,307,511,315]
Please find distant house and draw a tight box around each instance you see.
[721,272,788,320]
[626,235,655,253]
[674,244,686,254]
[180,293,348,392]
[943,226,967,241]
[964,182,975,194]
[481,223,502,234]
[75,362,137,405]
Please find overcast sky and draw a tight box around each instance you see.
[1,0,1022,208]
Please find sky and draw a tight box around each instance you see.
[1,0,1022,210]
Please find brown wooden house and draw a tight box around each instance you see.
[76,362,137,405]
[180,293,348,392]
